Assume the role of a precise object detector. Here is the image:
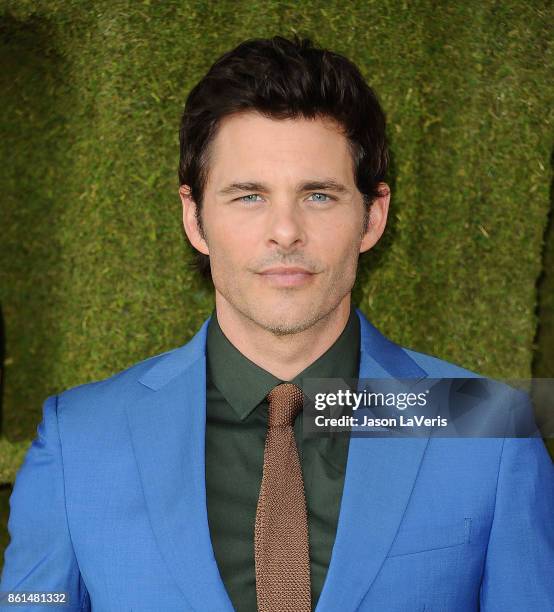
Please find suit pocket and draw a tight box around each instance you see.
[386,517,472,557]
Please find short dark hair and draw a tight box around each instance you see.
[178,34,389,281]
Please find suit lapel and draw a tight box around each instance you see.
[125,315,235,612]
[314,308,431,611]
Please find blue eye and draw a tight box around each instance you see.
[238,194,262,203]
[309,193,332,202]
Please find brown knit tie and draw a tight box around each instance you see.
[254,382,311,612]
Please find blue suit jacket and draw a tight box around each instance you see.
[1,308,553,611]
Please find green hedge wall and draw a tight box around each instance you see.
[0,2,552,477]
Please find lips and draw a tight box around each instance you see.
[259,267,313,275]
[257,267,317,287]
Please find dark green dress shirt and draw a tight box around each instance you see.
[205,303,360,612]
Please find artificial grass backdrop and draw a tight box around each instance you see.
[0,0,552,562]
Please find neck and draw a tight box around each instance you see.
[214,293,352,380]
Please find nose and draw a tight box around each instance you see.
[265,200,307,250]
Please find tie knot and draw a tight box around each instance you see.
[266,382,304,427]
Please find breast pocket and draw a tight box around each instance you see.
[386,517,472,557]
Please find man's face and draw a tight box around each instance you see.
[181,111,388,335]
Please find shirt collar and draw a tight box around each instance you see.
[206,303,360,421]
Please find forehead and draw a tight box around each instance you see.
[206,111,355,188]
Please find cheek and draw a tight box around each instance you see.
[317,221,361,257]
[209,222,252,268]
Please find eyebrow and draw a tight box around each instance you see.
[217,179,350,196]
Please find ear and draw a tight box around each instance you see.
[359,182,390,254]
[179,185,210,256]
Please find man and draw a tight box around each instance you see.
[1,35,553,612]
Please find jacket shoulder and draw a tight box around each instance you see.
[401,345,484,378]
[56,345,181,408]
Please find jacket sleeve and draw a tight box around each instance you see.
[479,427,554,610]
[0,395,90,611]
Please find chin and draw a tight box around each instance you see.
[258,319,314,336]
[252,303,322,336]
